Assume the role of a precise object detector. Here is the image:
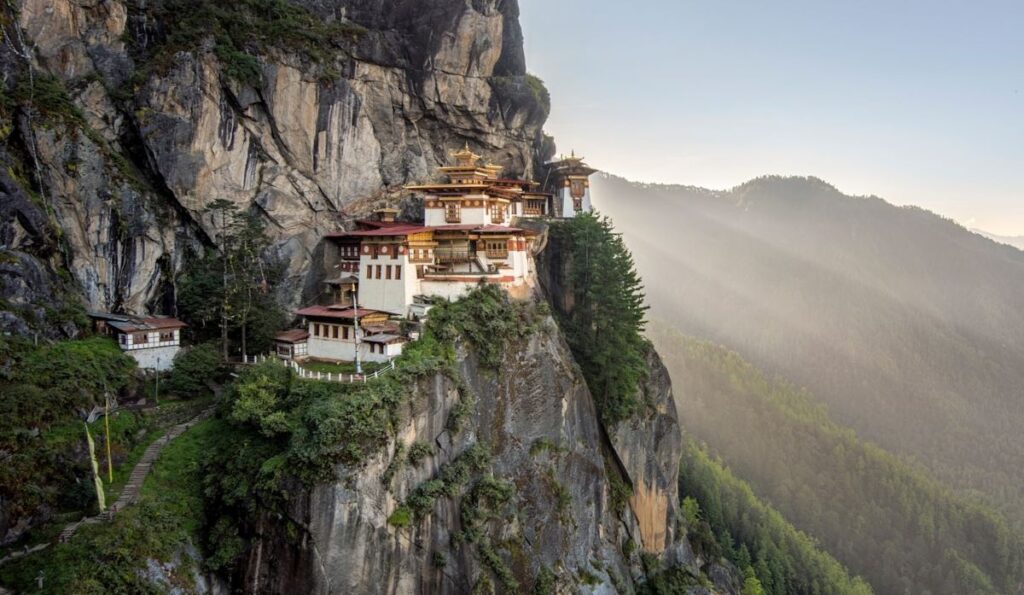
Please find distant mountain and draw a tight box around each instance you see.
[593,173,1024,529]
[972,229,1024,251]
[660,329,1023,595]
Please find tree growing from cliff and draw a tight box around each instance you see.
[178,200,284,358]
[552,213,649,425]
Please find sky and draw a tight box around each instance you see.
[518,0,1024,236]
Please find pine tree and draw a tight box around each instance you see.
[554,212,649,425]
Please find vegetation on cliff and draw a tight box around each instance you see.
[200,285,543,576]
[0,338,140,540]
[549,213,649,426]
[657,330,1024,595]
[133,0,366,85]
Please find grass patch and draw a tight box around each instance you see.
[529,438,562,457]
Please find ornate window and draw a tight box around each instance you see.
[485,240,509,259]
[445,202,461,223]
[490,203,505,224]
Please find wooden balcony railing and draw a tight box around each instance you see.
[435,250,474,263]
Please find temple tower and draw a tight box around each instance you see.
[547,152,597,217]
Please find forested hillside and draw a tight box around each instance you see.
[678,439,872,595]
[595,173,1024,527]
[656,329,1024,595]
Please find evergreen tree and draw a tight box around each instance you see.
[178,200,285,358]
[552,213,649,425]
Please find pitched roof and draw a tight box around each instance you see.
[429,224,526,234]
[325,224,427,238]
[362,333,407,345]
[90,312,187,332]
[295,306,392,320]
[275,329,309,343]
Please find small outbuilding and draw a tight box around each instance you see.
[274,329,310,361]
[88,312,186,371]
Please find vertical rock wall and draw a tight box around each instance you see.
[0,0,550,333]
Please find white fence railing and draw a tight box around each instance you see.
[240,353,397,384]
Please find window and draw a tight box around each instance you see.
[395,266,402,280]
[366,264,372,279]
[490,203,505,224]
[313,324,321,337]
[376,265,382,279]
[160,331,174,342]
[485,240,509,259]
[445,202,461,223]
[332,325,339,339]
[135,333,148,344]
[343,326,350,340]
[386,265,392,280]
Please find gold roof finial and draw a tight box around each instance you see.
[450,143,481,167]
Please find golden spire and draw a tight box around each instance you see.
[450,143,481,167]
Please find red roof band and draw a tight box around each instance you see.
[295,306,394,320]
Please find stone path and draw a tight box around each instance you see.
[0,407,214,568]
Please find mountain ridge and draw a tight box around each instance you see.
[594,171,1024,528]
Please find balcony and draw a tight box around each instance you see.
[435,249,474,264]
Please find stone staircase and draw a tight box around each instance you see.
[0,407,214,569]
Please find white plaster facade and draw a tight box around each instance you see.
[357,252,419,316]
[557,184,592,218]
[115,329,181,371]
[126,344,180,371]
[304,319,404,364]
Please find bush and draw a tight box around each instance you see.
[407,442,434,466]
[166,343,225,397]
[14,337,137,413]
[428,284,538,368]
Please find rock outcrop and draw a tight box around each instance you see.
[241,310,697,593]
[0,0,550,333]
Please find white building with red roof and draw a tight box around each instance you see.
[88,312,187,371]
[295,305,406,363]
[294,145,581,364]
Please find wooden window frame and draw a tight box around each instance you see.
[445,202,461,223]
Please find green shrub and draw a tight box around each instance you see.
[428,284,538,368]
[407,441,434,466]
[534,566,557,595]
[387,506,413,528]
[14,337,137,413]
[166,343,225,397]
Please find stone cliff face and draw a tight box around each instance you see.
[241,312,698,594]
[0,0,550,334]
